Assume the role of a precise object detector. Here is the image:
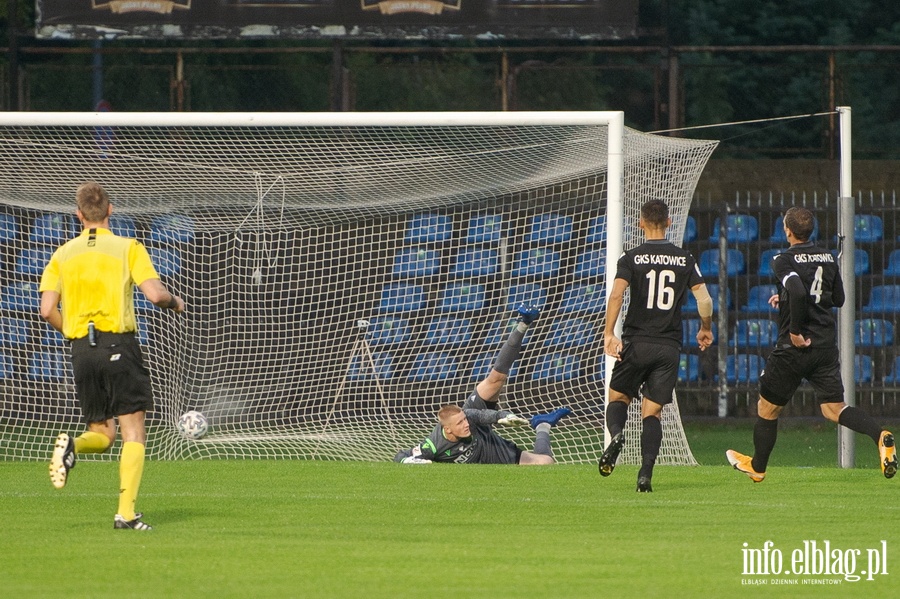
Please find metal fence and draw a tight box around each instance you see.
[679,190,900,417]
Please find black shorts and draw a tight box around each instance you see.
[70,332,154,424]
[759,345,844,406]
[608,341,679,405]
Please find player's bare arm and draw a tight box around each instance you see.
[690,283,714,351]
[603,278,629,359]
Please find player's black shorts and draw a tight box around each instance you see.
[608,341,679,405]
[759,345,844,406]
[70,332,154,424]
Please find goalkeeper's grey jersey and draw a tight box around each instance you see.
[401,406,522,464]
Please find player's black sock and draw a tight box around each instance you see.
[838,406,883,443]
[639,416,662,479]
[752,417,778,473]
[606,400,628,437]
[491,324,527,374]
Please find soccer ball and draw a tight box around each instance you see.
[177,410,209,440]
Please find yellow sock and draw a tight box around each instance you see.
[74,431,111,454]
[117,442,145,521]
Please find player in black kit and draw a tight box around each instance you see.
[599,199,714,492]
[727,206,897,481]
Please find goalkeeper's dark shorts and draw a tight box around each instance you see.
[70,332,154,424]
[759,345,844,406]
[608,341,679,405]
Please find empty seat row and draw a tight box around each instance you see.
[679,353,883,384]
[404,213,605,246]
[1,246,183,278]
[698,247,900,279]
[391,246,605,279]
[0,212,195,245]
[682,317,895,349]
[685,213,883,244]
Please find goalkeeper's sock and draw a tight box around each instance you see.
[640,416,662,478]
[605,400,629,437]
[533,423,552,457]
[491,324,527,375]
[751,417,778,473]
[838,406,883,443]
[117,442,145,522]
[74,431,112,454]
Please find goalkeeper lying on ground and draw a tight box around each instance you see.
[394,305,570,465]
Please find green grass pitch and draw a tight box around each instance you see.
[1,420,897,598]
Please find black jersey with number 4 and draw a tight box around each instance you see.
[615,239,704,348]
[770,242,845,347]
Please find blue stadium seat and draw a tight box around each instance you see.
[885,249,900,277]
[365,316,412,346]
[698,248,746,277]
[585,215,606,245]
[148,247,182,277]
[14,246,55,276]
[884,357,900,385]
[378,282,426,313]
[559,283,605,313]
[507,282,548,311]
[709,214,759,243]
[862,285,900,313]
[731,319,778,349]
[678,354,700,383]
[450,247,498,277]
[0,352,14,379]
[424,316,473,347]
[512,248,561,278]
[466,213,503,244]
[543,318,596,349]
[741,285,778,312]
[30,213,76,245]
[757,249,782,277]
[0,317,31,348]
[726,354,764,384]
[109,215,137,238]
[392,247,441,278]
[405,213,452,244]
[135,316,149,346]
[0,213,19,243]
[683,215,697,243]
[133,289,154,313]
[438,282,486,312]
[531,353,580,382]
[854,318,894,347]
[682,318,718,347]
[830,249,869,276]
[149,214,195,245]
[484,318,526,347]
[852,214,883,243]
[526,213,572,244]
[855,354,874,384]
[27,350,69,381]
[0,281,41,312]
[771,215,819,243]
[685,283,731,312]
[470,351,519,382]
[573,249,605,278]
[408,352,459,382]
[41,326,67,347]
[348,352,395,381]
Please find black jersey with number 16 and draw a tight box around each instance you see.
[614,239,704,348]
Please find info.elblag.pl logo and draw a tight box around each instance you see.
[741,540,889,585]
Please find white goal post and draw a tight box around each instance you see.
[0,111,716,464]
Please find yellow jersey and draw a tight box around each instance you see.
[39,227,160,339]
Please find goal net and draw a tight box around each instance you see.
[0,112,716,464]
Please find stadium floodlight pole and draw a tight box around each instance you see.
[836,106,856,469]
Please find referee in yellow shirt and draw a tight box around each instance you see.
[40,181,185,531]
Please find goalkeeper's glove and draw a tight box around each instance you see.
[497,414,529,427]
[401,456,432,464]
